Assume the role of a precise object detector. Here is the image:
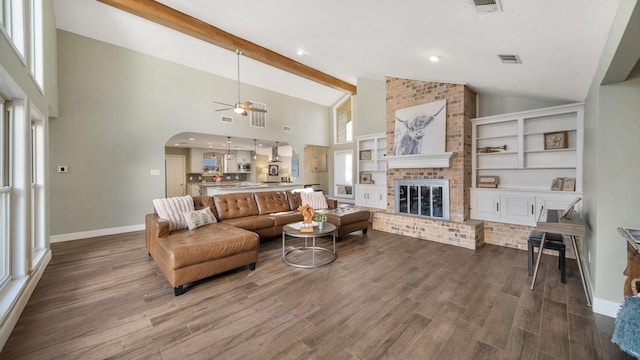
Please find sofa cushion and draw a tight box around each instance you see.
[213,192,260,220]
[286,191,303,210]
[222,215,275,231]
[269,211,304,226]
[254,191,291,215]
[156,222,258,270]
[153,195,194,231]
[301,190,329,210]
[183,207,217,230]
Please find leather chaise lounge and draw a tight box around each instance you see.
[146,190,370,295]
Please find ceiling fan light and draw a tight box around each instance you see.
[234,107,245,114]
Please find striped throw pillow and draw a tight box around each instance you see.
[152,195,194,231]
[301,191,328,210]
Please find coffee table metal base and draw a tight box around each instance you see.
[282,222,337,268]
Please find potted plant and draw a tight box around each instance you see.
[314,212,327,229]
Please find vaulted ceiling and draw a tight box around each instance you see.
[52,0,620,107]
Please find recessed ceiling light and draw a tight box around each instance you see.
[297,49,305,56]
[429,55,442,62]
[174,143,179,146]
[188,137,195,141]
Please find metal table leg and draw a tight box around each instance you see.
[570,235,592,306]
[530,232,547,290]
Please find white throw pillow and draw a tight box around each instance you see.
[152,195,194,231]
[301,191,328,210]
[183,207,217,230]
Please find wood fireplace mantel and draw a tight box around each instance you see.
[385,152,455,169]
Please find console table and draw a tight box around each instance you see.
[530,209,590,305]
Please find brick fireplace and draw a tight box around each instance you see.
[371,78,484,250]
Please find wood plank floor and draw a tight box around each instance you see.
[1,228,632,359]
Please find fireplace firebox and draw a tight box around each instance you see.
[394,179,450,220]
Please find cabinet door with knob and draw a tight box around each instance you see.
[355,184,387,209]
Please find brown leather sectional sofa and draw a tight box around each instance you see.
[146,190,370,295]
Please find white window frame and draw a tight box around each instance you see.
[0,98,10,289]
[333,95,353,145]
[30,105,45,270]
[333,150,353,199]
[29,0,43,89]
[0,0,25,58]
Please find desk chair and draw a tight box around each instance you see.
[528,230,566,283]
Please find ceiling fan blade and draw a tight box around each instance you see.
[239,101,253,107]
[213,101,234,107]
[245,107,267,113]
[215,108,234,112]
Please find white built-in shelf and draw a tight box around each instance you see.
[356,133,387,209]
[470,103,584,226]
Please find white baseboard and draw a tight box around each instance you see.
[592,297,622,318]
[50,224,145,243]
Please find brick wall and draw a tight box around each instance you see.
[384,77,476,222]
[371,77,483,248]
[483,221,576,259]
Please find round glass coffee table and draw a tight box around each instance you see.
[282,222,337,268]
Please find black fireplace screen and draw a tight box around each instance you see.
[395,180,449,220]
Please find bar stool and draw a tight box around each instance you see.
[528,230,566,283]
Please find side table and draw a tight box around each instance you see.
[282,222,337,268]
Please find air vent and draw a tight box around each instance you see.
[250,101,267,128]
[283,125,292,132]
[473,0,502,12]
[498,54,522,64]
[221,115,233,124]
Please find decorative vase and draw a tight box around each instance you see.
[318,221,325,230]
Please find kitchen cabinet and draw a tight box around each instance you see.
[236,151,252,164]
[189,148,204,173]
[223,151,237,173]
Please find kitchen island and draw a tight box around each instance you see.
[200,182,303,196]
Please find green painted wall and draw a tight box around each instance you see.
[51,30,331,235]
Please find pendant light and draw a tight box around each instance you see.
[226,137,232,160]
[253,139,257,160]
[275,141,280,161]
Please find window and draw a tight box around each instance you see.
[0,99,10,288]
[333,150,353,198]
[334,96,353,144]
[249,101,266,128]
[30,114,45,268]
[1,0,25,57]
[30,0,43,88]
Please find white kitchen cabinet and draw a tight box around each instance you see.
[236,151,252,164]
[355,184,386,209]
[223,151,237,173]
[470,189,501,222]
[189,148,204,173]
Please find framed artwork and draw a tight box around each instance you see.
[562,177,575,191]
[544,131,568,150]
[360,173,372,184]
[551,177,564,191]
[268,164,279,176]
[360,150,372,160]
[393,99,446,156]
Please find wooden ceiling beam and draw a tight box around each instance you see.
[97,0,357,95]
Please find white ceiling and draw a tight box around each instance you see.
[52,0,620,107]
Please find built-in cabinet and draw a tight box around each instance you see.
[189,148,204,173]
[355,133,387,209]
[470,103,584,226]
[471,188,581,226]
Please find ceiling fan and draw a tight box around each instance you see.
[214,50,267,117]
